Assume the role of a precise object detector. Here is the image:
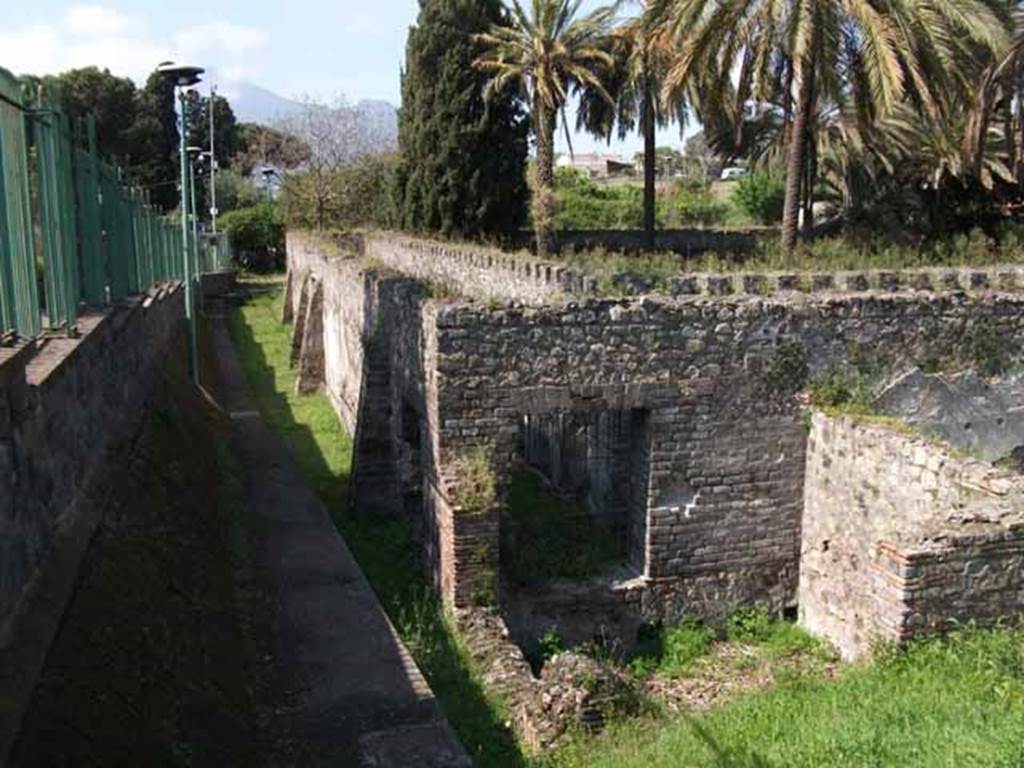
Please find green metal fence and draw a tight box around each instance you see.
[0,65,214,340]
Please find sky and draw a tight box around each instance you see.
[0,0,689,154]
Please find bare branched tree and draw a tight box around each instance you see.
[275,94,383,229]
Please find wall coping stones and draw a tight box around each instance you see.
[293,230,1024,308]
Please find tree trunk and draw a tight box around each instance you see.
[642,83,656,250]
[802,134,817,235]
[782,41,816,252]
[533,101,557,256]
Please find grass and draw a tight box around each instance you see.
[227,279,526,767]
[450,444,498,513]
[502,469,626,585]
[554,225,1024,298]
[549,625,1024,768]
[627,608,831,680]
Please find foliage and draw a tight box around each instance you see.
[273,95,389,229]
[549,626,1024,767]
[213,168,262,214]
[47,66,197,211]
[629,619,716,677]
[647,0,1009,250]
[696,225,1024,273]
[185,90,239,169]
[219,204,285,272]
[474,0,618,254]
[281,153,398,231]
[502,470,624,584]
[229,284,524,767]
[731,173,785,225]
[726,607,826,659]
[395,0,529,238]
[126,71,185,211]
[674,189,729,226]
[555,168,646,229]
[763,342,809,395]
[49,67,138,162]
[235,122,310,176]
[450,445,498,513]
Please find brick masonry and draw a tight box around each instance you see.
[800,412,1024,659]
[286,229,1024,651]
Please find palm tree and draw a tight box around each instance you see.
[647,0,1009,252]
[577,13,691,248]
[475,0,618,255]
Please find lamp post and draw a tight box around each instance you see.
[187,145,202,277]
[157,61,204,386]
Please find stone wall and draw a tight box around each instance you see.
[432,293,1024,624]
[285,232,501,608]
[0,286,185,641]
[800,412,1024,659]
[287,230,1024,645]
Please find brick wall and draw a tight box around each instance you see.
[0,285,185,641]
[800,412,1024,659]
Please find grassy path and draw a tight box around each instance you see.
[228,280,526,767]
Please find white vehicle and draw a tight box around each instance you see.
[720,167,748,180]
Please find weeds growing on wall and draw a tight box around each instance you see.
[450,444,498,513]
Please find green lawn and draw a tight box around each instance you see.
[228,280,526,767]
[546,626,1024,768]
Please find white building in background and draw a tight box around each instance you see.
[556,152,635,180]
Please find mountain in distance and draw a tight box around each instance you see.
[215,75,398,148]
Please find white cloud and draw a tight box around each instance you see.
[0,3,268,86]
[64,4,132,38]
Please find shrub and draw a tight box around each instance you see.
[764,341,809,394]
[675,190,728,227]
[449,445,497,513]
[554,168,646,230]
[219,203,285,272]
[731,172,785,224]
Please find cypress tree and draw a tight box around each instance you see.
[395,0,528,238]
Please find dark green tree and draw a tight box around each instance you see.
[185,90,239,169]
[52,67,138,163]
[125,71,180,211]
[395,0,529,238]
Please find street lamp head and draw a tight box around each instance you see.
[186,145,203,156]
[156,61,204,87]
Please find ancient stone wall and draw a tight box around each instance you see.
[285,232,501,607]
[0,285,185,642]
[432,293,1024,622]
[800,412,1024,659]
[287,230,1024,641]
